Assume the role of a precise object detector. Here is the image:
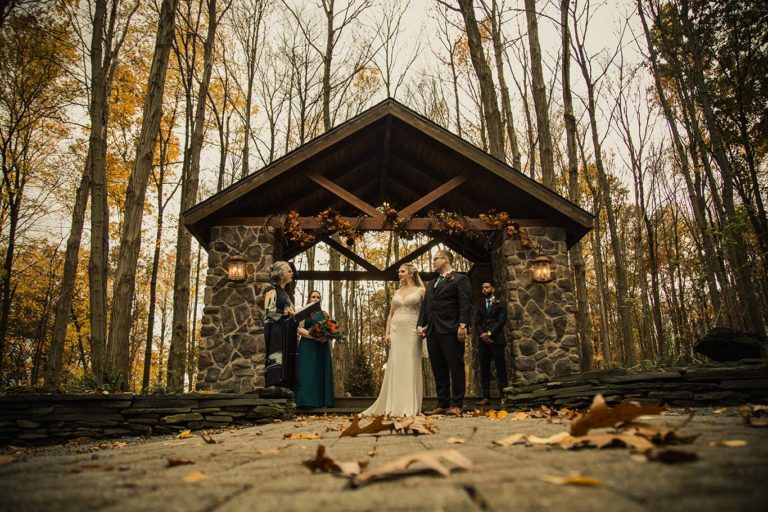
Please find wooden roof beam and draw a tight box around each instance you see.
[222,216,556,230]
[306,171,384,219]
[321,236,381,272]
[382,235,447,273]
[397,174,469,218]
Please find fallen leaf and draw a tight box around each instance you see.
[303,445,368,477]
[283,433,320,440]
[487,410,508,420]
[537,474,603,487]
[352,449,471,487]
[618,421,698,445]
[341,416,395,437]
[367,450,384,456]
[509,412,529,421]
[177,430,193,439]
[713,407,728,414]
[570,394,665,436]
[739,405,768,427]
[67,464,116,473]
[708,440,747,447]
[645,448,698,464]
[200,431,218,444]
[446,436,465,444]
[183,471,209,483]
[526,432,575,446]
[393,417,438,435]
[167,459,195,467]
[0,455,16,465]
[492,433,526,447]
[566,433,655,453]
[256,444,291,455]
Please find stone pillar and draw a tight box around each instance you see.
[494,227,580,384]
[196,226,279,393]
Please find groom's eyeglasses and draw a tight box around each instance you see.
[432,256,445,261]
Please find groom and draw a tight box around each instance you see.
[418,250,472,416]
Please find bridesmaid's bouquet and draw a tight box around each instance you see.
[308,313,346,342]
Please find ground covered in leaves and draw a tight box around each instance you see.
[1,399,766,511]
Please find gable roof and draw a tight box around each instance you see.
[184,98,592,249]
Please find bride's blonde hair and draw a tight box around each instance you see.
[400,262,425,288]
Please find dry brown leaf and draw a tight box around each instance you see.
[67,464,116,473]
[645,448,698,464]
[352,449,471,487]
[393,417,438,435]
[256,444,291,455]
[177,430,193,439]
[200,431,218,444]
[708,439,747,447]
[618,421,698,445]
[283,433,321,440]
[713,407,728,414]
[739,405,768,427]
[570,394,665,436]
[446,436,465,444]
[526,432,575,446]
[183,471,209,483]
[303,445,368,477]
[492,433,526,447]
[167,459,195,467]
[0,455,16,465]
[509,412,529,421]
[566,433,656,453]
[537,474,603,487]
[341,416,395,437]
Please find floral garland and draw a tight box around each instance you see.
[377,202,413,240]
[284,210,315,246]
[478,209,540,250]
[317,208,362,247]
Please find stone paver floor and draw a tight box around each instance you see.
[1,408,767,512]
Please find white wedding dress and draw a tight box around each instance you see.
[361,289,424,417]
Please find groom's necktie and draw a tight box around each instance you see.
[486,299,492,312]
[435,275,445,288]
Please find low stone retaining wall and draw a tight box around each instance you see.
[0,387,294,445]
[503,360,768,410]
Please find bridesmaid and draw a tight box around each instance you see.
[295,290,335,408]
[263,261,299,390]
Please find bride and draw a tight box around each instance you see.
[361,263,425,417]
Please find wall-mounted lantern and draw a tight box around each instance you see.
[532,255,553,283]
[227,254,247,282]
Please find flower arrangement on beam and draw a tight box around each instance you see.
[479,209,541,250]
[377,202,413,240]
[317,208,362,246]
[284,210,315,246]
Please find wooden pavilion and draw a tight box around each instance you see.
[184,98,592,393]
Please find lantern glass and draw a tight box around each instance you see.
[532,256,552,283]
[228,255,246,281]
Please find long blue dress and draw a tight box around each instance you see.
[295,312,335,408]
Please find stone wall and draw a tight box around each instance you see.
[502,360,768,410]
[197,226,279,392]
[0,389,295,445]
[494,227,580,384]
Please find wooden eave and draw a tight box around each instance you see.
[183,99,593,250]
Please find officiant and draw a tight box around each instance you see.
[263,261,299,389]
[295,290,335,408]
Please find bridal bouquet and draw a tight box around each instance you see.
[308,314,346,342]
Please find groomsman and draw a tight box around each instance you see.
[475,281,508,406]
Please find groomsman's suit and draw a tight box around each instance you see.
[418,271,472,409]
[476,294,509,401]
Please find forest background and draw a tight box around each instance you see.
[0,0,765,395]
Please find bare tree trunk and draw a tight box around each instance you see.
[87,0,110,379]
[455,0,505,160]
[44,164,90,387]
[485,0,521,169]
[560,0,591,370]
[168,0,220,392]
[106,0,179,388]
[524,0,555,188]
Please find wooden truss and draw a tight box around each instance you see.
[224,173,552,281]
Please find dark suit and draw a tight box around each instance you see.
[476,296,508,399]
[418,272,472,408]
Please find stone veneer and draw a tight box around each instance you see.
[0,388,295,445]
[197,226,279,393]
[494,227,580,384]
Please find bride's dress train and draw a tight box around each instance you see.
[361,290,423,417]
